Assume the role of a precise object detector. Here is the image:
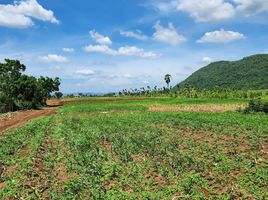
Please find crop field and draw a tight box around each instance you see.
[0,97,267,199]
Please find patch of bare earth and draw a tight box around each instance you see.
[21,118,70,198]
[22,137,53,198]
[54,143,71,194]
[149,104,246,112]
[0,182,5,189]
[0,107,57,133]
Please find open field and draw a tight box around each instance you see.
[0,97,267,199]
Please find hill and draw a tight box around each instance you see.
[176,54,268,90]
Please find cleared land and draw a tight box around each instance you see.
[0,97,267,199]
[0,108,57,133]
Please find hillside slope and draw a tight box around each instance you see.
[176,54,268,90]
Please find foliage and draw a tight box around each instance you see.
[0,59,61,113]
[1,97,267,199]
[54,92,63,99]
[176,54,268,90]
[244,99,268,114]
[118,85,267,101]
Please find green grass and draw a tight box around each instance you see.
[1,97,267,199]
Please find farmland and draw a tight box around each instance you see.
[0,97,267,199]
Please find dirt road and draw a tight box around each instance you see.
[0,107,57,133]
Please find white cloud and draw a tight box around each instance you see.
[234,0,268,16]
[152,0,179,13]
[118,46,159,58]
[39,54,68,62]
[0,0,59,28]
[153,0,268,22]
[84,45,118,55]
[123,74,132,78]
[75,69,95,76]
[176,0,235,22]
[153,21,186,45]
[84,45,159,59]
[202,57,213,63]
[62,48,74,52]
[120,30,148,40]
[89,30,112,46]
[197,29,245,43]
[143,80,149,84]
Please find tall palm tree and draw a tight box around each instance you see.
[164,74,172,89]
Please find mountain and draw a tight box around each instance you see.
[176,54,268,90]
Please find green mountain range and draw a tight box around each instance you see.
[176,54,268,90]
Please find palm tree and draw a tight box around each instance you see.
[164,74,172,89]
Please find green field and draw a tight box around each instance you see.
[0,97,267,199]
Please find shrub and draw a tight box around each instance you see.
[244,99,268,114]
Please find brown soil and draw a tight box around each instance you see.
[101,139,113,153]
[0,182,5,188]
[2,166,16,178]
[19,145,29,158]
[0,107,57,133]
[55,159,69,183]
[22,137,54,198]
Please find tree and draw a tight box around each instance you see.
[164,74,172,89]
[0,59,61,112]
[55,92,63,99]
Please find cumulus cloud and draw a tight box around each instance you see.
[0,0,59,28]
[202,57,213,63]
[153,21,186,45]
[152,0,179,13]
[75,69,96,76]
[84,45,118,55]
[176,0,235,22]
[153,0,268,22]
[197,29,245,43]
[118,46,159,58]
[120,30,148,40]
[234,0,268,16]
[62,48,74,52]
[89,30,112,46]
[84,45,159,59]
[39,54,68,62]
[86,29,159,59]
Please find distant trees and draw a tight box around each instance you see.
[118,86,171,97]
[0,59,61,113]
[117,84,266,100]
[54,92,63,99]
[164,74,172,89]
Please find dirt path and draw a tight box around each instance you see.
[0,107,57,133]
[0,98,153,133]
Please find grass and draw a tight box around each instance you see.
[0,97,267,199]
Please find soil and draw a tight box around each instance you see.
[0,107,56,133]
[0,182,5,189]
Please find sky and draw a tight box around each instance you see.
[0,0,268,93]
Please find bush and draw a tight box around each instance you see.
[244,99,268,114]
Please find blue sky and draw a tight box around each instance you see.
[0,0,268,93]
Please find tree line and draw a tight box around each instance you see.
[0,59,61,113]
